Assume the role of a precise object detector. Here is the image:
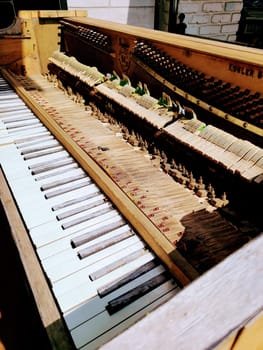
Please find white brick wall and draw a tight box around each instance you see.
[67,0,155,28]
[178,0,243,41]
[67,0,242,42]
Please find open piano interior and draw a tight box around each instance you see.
[0,9,262,350]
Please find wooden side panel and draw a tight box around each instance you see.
[0,169,74,350]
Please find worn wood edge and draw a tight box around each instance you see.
[0,168,74,350]
[99,233,263,350]
[65,17,263,67]
[1,68,199,286]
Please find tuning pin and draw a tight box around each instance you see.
[221,192,229,206]
[187,172,196,190]
[196,176,207,197]
[170,159,177,169]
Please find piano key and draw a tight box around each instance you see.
[106,271,170,315]
[3,118,41,129]
[0,113,35,123]
[7,122,43,134]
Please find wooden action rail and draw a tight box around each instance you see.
[1,68,199,286]
[61,17,263,144]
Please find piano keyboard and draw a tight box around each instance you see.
[0,75,180,349]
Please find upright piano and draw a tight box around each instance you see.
[0,10,262,350]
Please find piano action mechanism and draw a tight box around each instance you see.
[0,10,262,350]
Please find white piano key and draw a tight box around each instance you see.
[0,111,35,120]
[7,122,43,134]
[3,118,41,129]
[0,144,36,179]
[0,101,26,109]
[3,175,56,228]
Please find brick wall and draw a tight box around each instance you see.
[67,0,155,28]
[67,0,243,42]
[178,0,243,41]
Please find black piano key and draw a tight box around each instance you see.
[106,271,170,315]
[97,258,159,298]
[77,229,134,259]
[89,248,147,281]
[71,218,126,248]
